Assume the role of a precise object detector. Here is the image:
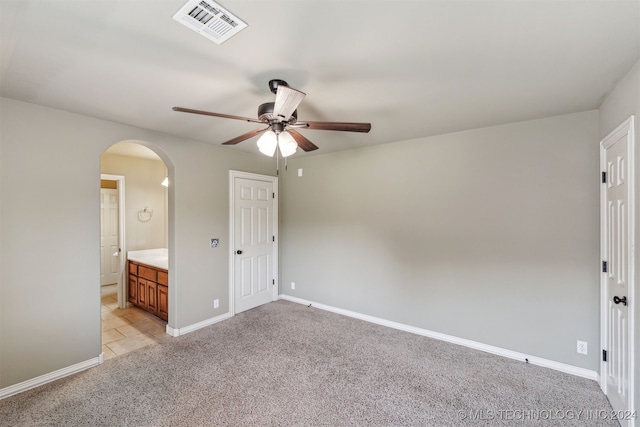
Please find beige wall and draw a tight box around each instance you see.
[281,110,600,370]
[0,97,275,388]
[101,153,168,251]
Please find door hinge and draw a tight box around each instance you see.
[273,192,275,199]
[602,349,607,362]
[272,236,275,242]
[602,171,607,183]
[602,261,607,273]
[272,279,275,285]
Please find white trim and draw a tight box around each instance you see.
[0,356,102,400]
[165,312,231,337]
[100,174,126,309]
[279,294,599,381]
[599,115,636,424]
[228,171,279,317]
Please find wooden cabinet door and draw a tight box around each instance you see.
[147,281,157,315]
[137,278,148,310]
[128,275,138,304]
[157,285,168,321]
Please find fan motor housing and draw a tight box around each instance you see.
[258,102,297,123]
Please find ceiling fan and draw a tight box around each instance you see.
[172,79,371,157]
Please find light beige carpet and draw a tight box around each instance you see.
[0,300,619,426]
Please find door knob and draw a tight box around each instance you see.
[236,250,243,255]
[613,296,627,306]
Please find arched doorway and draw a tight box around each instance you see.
[99,140,171,359]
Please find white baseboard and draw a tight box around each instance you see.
[279,294,599,381]
[0,355,102,400]
[166,312,232,337]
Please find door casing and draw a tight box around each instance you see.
[229,170,279,316]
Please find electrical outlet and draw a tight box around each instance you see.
[291,282,295,290]
[214,299,219,309]
[577,340,588,355]
[210,238,219,248]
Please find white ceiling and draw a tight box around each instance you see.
[1,1,639,157]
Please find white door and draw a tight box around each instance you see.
[232,174,277,314]
[600,116,635,426]
[100,188,120,286]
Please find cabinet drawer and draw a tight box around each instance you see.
[138,265,157,282]
[157,270,168,285]
[129,262,138,275]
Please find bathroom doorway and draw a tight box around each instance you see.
[100,141,170,359]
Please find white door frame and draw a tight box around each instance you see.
[229,170,279,316]
[101,174,126,308]
[599,116,635,425]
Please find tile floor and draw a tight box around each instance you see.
[101,284,169,360]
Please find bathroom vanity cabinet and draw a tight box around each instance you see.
[128,261,168,321]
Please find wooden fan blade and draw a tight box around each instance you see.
[287,129,319,152]
[173,107,263,124]
[298,121,371,133]
[222,127,270,145]
[273,86,305,122]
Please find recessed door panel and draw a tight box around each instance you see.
[257,187,269,201]
[257,207,269,245]
[240,207,253,246]
[257,254,269,293]
[240,185,252,200]
[240,257,253,298]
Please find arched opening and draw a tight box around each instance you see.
[99,140,173,359]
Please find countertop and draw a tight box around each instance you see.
[127,248,168,270]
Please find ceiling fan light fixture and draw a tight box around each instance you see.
[257,131,277,156]
[278,131,298,157]
[174,79,371,154]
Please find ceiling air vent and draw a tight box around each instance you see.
[173,0,247,45]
